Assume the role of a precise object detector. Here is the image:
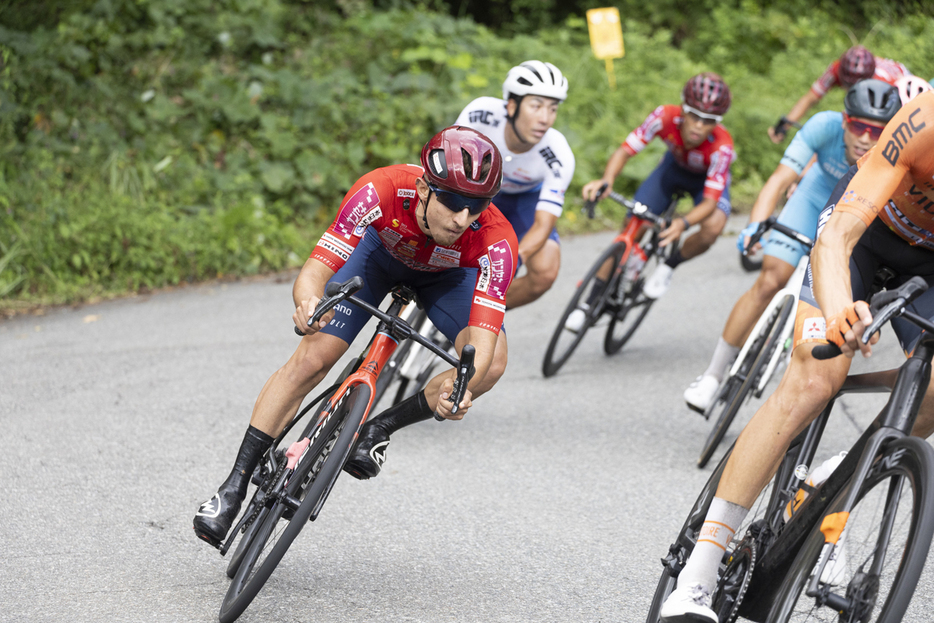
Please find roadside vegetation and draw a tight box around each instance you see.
[1,0,932,309]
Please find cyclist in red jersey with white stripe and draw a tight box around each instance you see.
[193,126,518,548]
[661,89,934,623]
[576,73,735,313]
[770,44,910,143]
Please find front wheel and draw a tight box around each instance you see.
[542,241,625,377]
[218,384,370,623]
[697,294,794,469]
[767,436,934,623]
[603,244,659,355]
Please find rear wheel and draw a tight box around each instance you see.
[218,384,370,623]
[542,242,625,377]
[697,295,794,468]
[767,437,934,623]
[604,243,658,355]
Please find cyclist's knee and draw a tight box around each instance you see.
[751,269,784,303]
[773,349,846,423]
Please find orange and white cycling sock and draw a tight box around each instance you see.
[676,497,748,594]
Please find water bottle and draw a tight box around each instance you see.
[784,452,846,522]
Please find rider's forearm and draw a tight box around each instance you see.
[810,211,866,317]
[457,326,499,392]
[785,91,820,124]
[600,147,632,185]
[518,212,558,260]
[684,196,717,226]
[292,258,336,307]
[748,164,799,223]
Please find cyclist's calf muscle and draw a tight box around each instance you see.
[718,344,850,507]
[722,256,796,347]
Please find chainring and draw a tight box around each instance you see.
[714,537,757,623]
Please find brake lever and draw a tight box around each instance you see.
[583,183,609,219]
[434,345,476,421]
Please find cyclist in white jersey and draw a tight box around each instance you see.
[455,60,575,309]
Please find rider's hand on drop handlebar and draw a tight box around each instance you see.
[435,377,473,421]
[293,295,335,336]
[824,301,879,359]
[737,222,763,255]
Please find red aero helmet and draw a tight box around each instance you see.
[682,72,732,117]
[839,45,876,88]
[421,126,503,198]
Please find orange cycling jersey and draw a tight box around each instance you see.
[835,90,934,249]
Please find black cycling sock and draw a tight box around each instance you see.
[586,278,607,306]
[368,390,434,435]
[665,250,685,269]
[221,425,274,497]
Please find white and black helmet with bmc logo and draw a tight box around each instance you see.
[502,60,568,103]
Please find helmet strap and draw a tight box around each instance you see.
[506,95,534,147]
[419,193,433,240]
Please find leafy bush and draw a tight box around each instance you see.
[0,0,931,308]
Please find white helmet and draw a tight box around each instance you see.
[502,60,568,102]
[895,75,933,105]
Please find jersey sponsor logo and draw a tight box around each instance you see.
[352,206,383,237]
[473,295,506,313]
[428,246,461,268]
[816,202,835,238]
[379,228,402,248]
[907,185,934,214]
[335,183,380,237]
[485,239,514,300]
[321,232,354,255]
[318,238,351,262]
[468,110,497,126]
[476,256,491,293]
[396,239,419,259]
[469,220,482,231]
[397,188,416,198]
[802,317,826,341]
[539,147,563,178]
[882,109,927,166]
[687,150,706,171]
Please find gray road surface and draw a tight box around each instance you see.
[2,222,931,623]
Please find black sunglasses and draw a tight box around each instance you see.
[427,183,491,216]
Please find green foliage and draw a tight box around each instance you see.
[1,0,932,308]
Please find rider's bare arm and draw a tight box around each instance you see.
[517,211,559,263]
[292,258,337,335]
[748,164,800,223]
[768,91,820,143]
[582,146,632,201]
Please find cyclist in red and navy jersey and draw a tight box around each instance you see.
[571,73,735,328]
[192,126,518,548]
[769,44,910,143]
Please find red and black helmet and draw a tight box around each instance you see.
[682,72,732,119]
[421,126,503,200]
[839,45,876,88]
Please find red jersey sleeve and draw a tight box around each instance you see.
[703,128,736,202]
[310,170,390,271]
[465,209,519,335]
[810,60,840,99]
[622,105,674,156]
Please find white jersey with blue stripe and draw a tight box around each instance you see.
[455,96,575,218]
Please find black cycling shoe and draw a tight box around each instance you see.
[193,486,243,548]
[343,423,390,480]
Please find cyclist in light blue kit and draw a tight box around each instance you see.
[683,79,901,413]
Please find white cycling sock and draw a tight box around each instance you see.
[703,337,740,382]
[676,497,748,594]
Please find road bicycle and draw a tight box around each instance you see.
[697,218,815,468]
[215,277,475,623]
[647,277,934,622]
[371,303,454,411]
[541,187,681,377]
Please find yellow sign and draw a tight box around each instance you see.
[587,8,624,60]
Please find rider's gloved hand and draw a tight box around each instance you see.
[737,222,761,254]
[825,302,877,358]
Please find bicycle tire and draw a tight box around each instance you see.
[603,244,658,355]
[542,242,625,377]
[647,442,788,622]
[697,294,794,469]
[218,384,370,623]
[224,386,339,579]
[767,436,934,623]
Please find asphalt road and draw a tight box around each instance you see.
[2,221,932,623]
